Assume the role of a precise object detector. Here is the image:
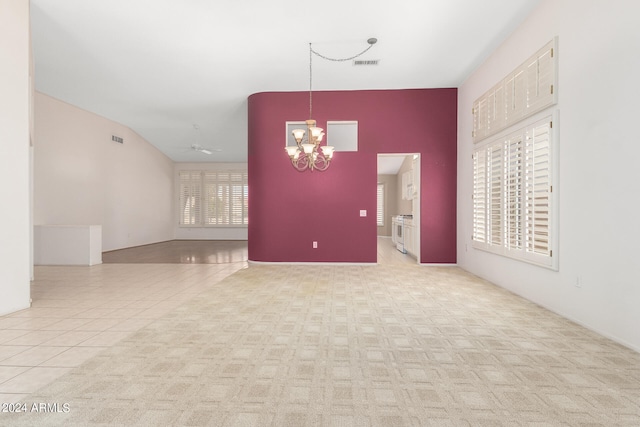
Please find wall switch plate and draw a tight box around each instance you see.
[360,210,367,217]
[313,241,318,249]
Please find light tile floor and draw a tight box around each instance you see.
[1,238,400,404]
[0,261,248,403]
[376,236,418,265]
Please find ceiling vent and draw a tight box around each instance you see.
[353,59,379,66]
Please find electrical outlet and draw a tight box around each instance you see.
[360,210,367,217]
[575,276,582,288]
[313,241,318,249]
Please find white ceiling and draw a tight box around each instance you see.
[378,155,408,175]
[30,0,540,163]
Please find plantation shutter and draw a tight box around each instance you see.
[511,69,526,124]
[376,184,384,226]
[488,143,503,246]
[504,134,523,250]
[202,170,248,226]
[477,97,488,140]
[473,39,557,143]
[525,120,552,256]
[178,171,202,225]
[526,42,555,114]
[230,171,248,225]
[203,172,220,225]
[472,149,487,243]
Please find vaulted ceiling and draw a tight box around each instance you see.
[30,0,540,162]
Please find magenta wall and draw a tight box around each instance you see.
[248,89,457,263]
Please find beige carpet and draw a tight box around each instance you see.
[6,264,640,426]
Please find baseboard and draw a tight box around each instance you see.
[248,260,376,266]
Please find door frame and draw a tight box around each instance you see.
[377,153,421,264]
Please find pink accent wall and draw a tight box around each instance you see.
[248,89,457,263]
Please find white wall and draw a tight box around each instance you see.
[34,93,175,251]
[377,174,397,237]
[458,0,640,351]
[0,0,31,315]
[173,162,248,240]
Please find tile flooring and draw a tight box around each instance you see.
[0,261,247,404]
[0,237,406,403]
[376,236,418,265]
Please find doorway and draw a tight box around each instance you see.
[377,154,421,265]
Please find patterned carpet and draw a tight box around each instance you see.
[6,264,640,426]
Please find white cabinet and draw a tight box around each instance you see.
[401,157,420,200]
[391,217,399,245]
[404,219,416,256]
[402,170,417,200]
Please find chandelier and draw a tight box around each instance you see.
[285,38,377,172]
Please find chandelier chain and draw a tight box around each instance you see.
[310,43,375,62]
[308,42,375,118]
[309,43,313,119]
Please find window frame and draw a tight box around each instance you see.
[472,113,557,270]
[178,169,248,228]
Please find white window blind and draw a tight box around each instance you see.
[377,184,384,226]
[505,134,523,250]
[525,121,551,257]
[473,39,557,142]
[488,143,503,247]
[178,171,202,226]
[472,150,487,243]
[178,170,248,227]
[472,116,555,269]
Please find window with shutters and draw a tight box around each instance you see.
[472,38,557,143]
[488,143,503,246]
[472,116,555,269]
[472,150,487,243]
[525,122,551,259]
[178,171,202,226]
[178,170,248,227]
[505,134,523,250]
[376,183,384,226]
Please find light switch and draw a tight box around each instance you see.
[360,210,367,217]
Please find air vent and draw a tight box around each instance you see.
[112,135,123,144]
[353,59,379,66]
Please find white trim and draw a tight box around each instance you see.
[248,261,376,266]
[418,263,459,267]
[472,110,558,270]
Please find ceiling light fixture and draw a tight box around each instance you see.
[286,38,378,172]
